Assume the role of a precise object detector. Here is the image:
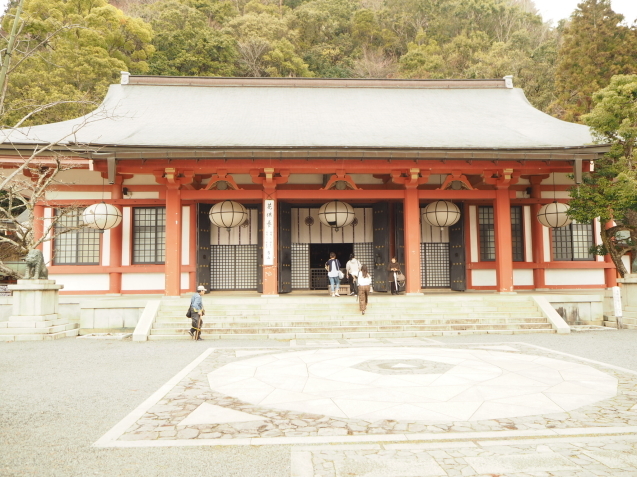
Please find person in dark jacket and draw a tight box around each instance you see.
[388,257,401,295]
[326,252,342,297]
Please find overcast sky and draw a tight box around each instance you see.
[1,0,636,27]
[532,0,636,24]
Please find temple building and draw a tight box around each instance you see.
[0,74,618,296]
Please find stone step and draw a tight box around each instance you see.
[0,323,78,335]
[150,323,553,335]
[148,328,556,340]
[154,317,549,328]
[2,327,79,342]
[161,298,537,307]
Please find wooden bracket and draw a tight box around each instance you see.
[438,171,474,190]
[391,168,430,189]
[250,168,290,193]
[153,168,195,190]
[321,170,358,190]
[203,169,242,190]
[482,168,520,189]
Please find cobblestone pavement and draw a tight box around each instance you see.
[291,436,637,476]
[100,342,637,447]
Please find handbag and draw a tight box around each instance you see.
[186,307,192,318]
[397,272,406,282]
[338,270,344,279]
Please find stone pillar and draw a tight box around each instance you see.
[403,188,421,294]
[494,188,514,293]
[3,280,79,340]
[165,188,182,297]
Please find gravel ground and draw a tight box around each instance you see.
[1,330,636,477]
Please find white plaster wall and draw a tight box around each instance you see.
[594,218,604,262]
[469,205,478,263]
[545,269,605,286]
[45,191,112,200]
[472,269,497,287]
[181,272,190,290]
[122,207,131,266]
[181,206,190,265]
[348,174,385,184]
[123,174,159,185]
[543,226,551,262]
[122,273,166,290]
[43,208,53,264]
[101,229,110,266]
[125,192,159,199]
[622,255,631,274]
[50,274,110,291]
[420,207,449,243]
[55,169,106,185]
[286,174,324,184]
[513,269,534,286]
[230,174,253,184]
[523,206,533,262]
[211,208,259,245]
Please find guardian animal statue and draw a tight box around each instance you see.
[24,249,48,279]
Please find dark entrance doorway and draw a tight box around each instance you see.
[309,243,353,290]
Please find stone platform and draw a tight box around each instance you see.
[0,279,78,341]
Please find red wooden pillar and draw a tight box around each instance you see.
[165,188,182,297]
[494,188,514,293]
[530,176,547,289]
[403,188,421,294]
[604,220,618,287]
[109,181,123,294]
[33,204,44,251]
[262,192,278,295]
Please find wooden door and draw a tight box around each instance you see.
[449,203,466,291]
[373,202,390,292]
[395,202,406,273]
[278,202,292,294]
[196,203,212,292]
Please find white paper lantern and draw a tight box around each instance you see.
[82,203,122,230]
[209,200,248,228]
[537,202,572,228]
[422,201,461,227]
[318,201,355,228]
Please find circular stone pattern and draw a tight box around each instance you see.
[207,347,618,422]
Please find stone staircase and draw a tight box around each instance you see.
[620,306,637,330]
[0,318,79,341]
[148,295,556,340]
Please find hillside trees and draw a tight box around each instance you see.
[567,75,637,276]
[0,0,154,126]
[552,0,637,122]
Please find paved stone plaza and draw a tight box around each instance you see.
[2,332,637,476]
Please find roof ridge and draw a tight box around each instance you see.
[121,74,511,89]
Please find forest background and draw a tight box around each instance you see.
[0,0,636,128]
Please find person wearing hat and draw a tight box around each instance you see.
[189,285,206,340]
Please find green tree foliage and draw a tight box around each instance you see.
[552,0,637,122]
[568,75,637,276]
[1,0,154,126]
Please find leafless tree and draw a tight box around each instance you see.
[237,37,271,77]
[353,48,397,78]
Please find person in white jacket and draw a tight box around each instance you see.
[357,264,372,314]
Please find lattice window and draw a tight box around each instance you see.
[479,206,524,262]
[210,245,258,290]
[511,206,524,262]
[53,209,100,265]
[420,243,450,288]
[353,242,375,283]
[291,243,309,289]
[552,221,595,261]
[133,207,166,264]
[478,206,495,261]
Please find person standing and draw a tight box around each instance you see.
[326,252,341,297]
[345,253,361,296]
[189,285,206,340]
[388,257,401,295]
[357,264,372,314]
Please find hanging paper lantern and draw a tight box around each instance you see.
[537,202,572,228]
[209,200,248,228]
[318,201,355,228]
[422,201,461,227]
[82,203,122,230]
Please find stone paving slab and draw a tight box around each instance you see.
[94,342,637,449]
[291,436,637,477]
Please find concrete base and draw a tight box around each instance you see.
[2,279,78,341]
